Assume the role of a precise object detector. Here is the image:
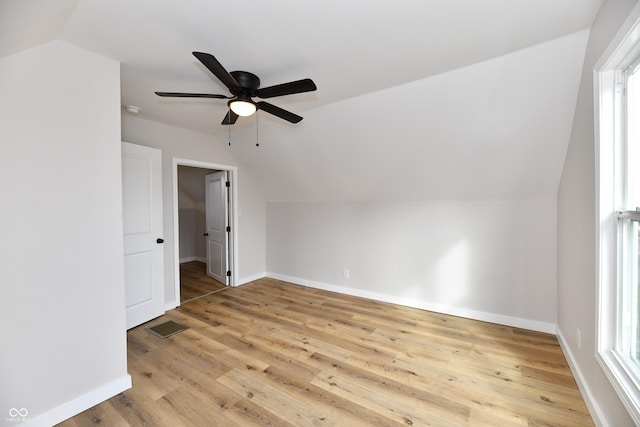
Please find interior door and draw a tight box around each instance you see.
[205,171,229,285]
[122,142,165,329]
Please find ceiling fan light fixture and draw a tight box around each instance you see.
[156,52,316,125]
[229,98,256,117]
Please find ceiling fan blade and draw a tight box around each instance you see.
[257,101,303,123]
[256,78,317,99]
[193,52,239,92]
[221,109,239,125]
[155,92,230,99]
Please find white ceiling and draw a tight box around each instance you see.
[3,0,602,202]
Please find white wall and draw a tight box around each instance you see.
[254,31,585,335]
[177,166,217,263]
[177,168,204,263]
[178,208,198,261]
[0,40,129,425]
[268,197,558,332]
[557,0,639,426]
[121,115,267,306]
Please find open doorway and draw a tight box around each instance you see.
[177,165,224,302]
[172,159,238,305]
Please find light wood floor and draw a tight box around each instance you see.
[59,278,593,426]
[180,261,226,303]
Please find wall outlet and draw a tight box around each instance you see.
[343,269,350,279]
[577,328,581,350]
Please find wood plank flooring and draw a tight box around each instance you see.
[180,261,226,303]
[58,278,593,426]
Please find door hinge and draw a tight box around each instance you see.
[226,270,231,277]
[225,181,230,188]
[226,226,231,232]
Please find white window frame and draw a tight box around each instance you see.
[596,6,640,425]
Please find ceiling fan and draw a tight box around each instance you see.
[155,52,317,125]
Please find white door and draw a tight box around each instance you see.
[205,171,229,285]
[122,142,165,329]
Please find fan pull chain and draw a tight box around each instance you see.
[228,109,231,146]
[256,110,260,147]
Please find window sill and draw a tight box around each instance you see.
[596,349,640,424]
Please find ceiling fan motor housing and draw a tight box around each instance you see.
[230,71,260,95]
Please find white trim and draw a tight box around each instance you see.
[236,272,266,286]
[172,158,240,309]
[179,256,207,264]
[26,374,131,427]
[596,350,640,425]
[165,299,179,311]
[557,328,607,427]
[267,272,556,334]
[594,3,640,72]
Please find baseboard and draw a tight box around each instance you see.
[27,374,131,427]
[267,272,557,334]
[556,328,605,427]
[236,272,266,286]
[179,256,206,264]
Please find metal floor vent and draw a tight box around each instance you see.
[147,320,189,339]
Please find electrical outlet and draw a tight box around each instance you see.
[343,269,350,279]
[577,328,581,350]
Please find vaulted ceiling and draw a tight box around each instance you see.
[2,0,602,202]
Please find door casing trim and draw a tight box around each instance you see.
[171,158,238,308]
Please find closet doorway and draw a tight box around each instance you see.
[175,162,235,303]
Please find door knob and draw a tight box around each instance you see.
[203,233,209,236]
[156,238,164,244]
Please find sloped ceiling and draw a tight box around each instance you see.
[228,30,589,202]
[0,0,78,57]
[178,165,215,204]
[2,0,601,202]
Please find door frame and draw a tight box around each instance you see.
[171,158,238,306]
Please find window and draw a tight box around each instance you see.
[616,59,640,372]
[597,11,640,424]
